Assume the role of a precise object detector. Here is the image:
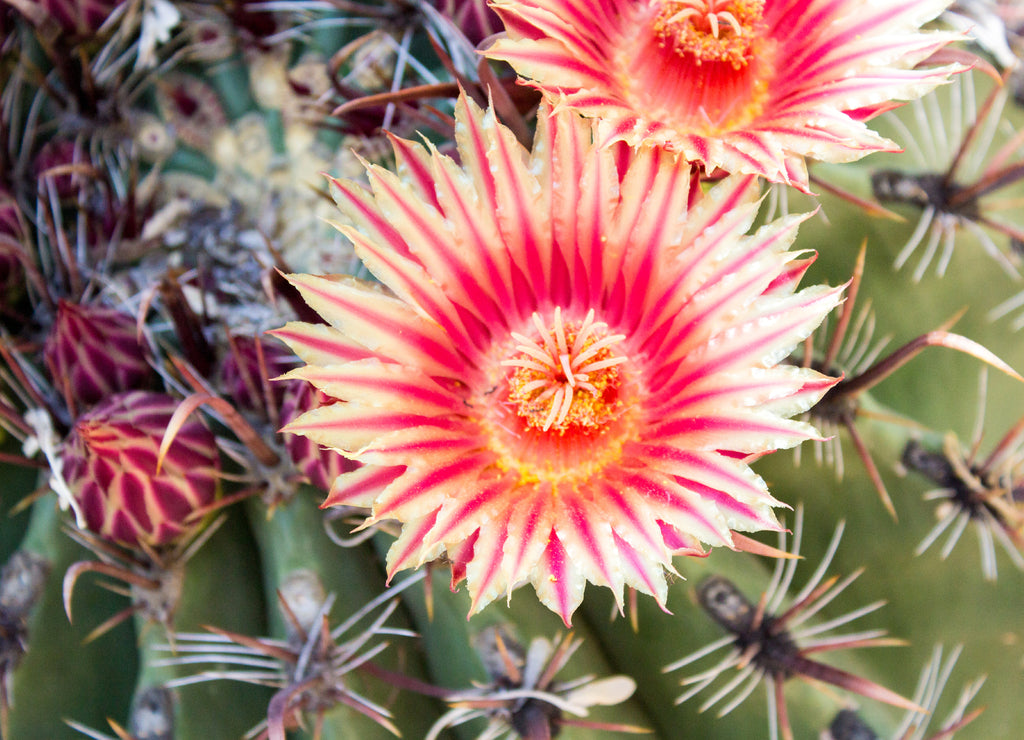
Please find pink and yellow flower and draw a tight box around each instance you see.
[273,95,843,624]
[485,0,961,190]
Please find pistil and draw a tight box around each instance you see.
[653,0,765,69]
[502,308,627,433]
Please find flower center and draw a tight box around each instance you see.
[652,0,764,69]
[501,308,627,434]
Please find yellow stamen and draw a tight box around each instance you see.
[502,308,627,433]
[654,0,765,69]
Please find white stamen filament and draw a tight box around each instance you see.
[502,308,627,432]
[664,2,744,38]
[580,356,629,373]
[533,311,557,356]
[507,356,549,373]
[518,380,550,395]
[575,336,622,365]
[559,354,576,387]
[554,307,569,355]
[718,11,742,35]
[571,309,599,354]
[667,9,701,25]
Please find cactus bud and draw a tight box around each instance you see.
[279,380,357,492]
[44,300,154,410]
[18,0,124,35]
[0,188,26,317]
[430,0,501,46]
[33,139,86,200]
[217,335,296,415]
[62,391,220,548]
[0,187,21,240]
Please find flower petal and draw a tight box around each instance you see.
[279,96,841,621]
[487,0,962,188]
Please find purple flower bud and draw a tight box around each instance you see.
[280,381,358,492]
[19,0,125,36]
[44,300,154,410]
[0,187,21,240]
[431,0,501,46]
[63,391,220,547]
[0,188,26,311]
[217,336,297,414]
[33,139,87,199]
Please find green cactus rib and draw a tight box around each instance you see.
[578,518,909,740]
[6,496,137,740]
[131,510,271,740]
[241,489,444,739]
[0,458,39,566]
[191,54,259,124]
[372,536,656,740]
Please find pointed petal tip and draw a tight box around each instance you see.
[731,532,803,560]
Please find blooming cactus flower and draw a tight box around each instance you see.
[485,0,961,190]
[63,391,219,548]
[44,300,154,410]
[273,95,843,624]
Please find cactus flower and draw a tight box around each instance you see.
[44,300,154,410]
[485,0,961,190]
[273,95,842,625]
[62,391,220,548]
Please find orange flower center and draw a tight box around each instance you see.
[622,0,774,136]
[501,307,627,434]
[653,0,765,69]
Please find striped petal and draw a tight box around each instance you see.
[322,464,404,509]
[486,0,962,190]
[532,532,586,627]
[283,360,465,416]
[554,490,627,609]
[280,95,842,624]
[283,273,464,378]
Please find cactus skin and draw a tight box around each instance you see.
[132,510,272,740]
[240,490,443,740]
[5,498,139,739]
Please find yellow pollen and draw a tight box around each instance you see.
[653,0,765,69]
[501,307,627,434]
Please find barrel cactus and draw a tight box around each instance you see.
[0,2,1022,739]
